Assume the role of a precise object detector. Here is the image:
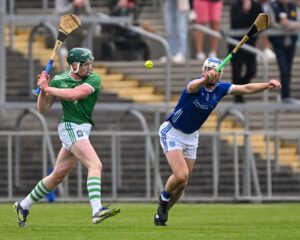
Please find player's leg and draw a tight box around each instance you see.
[155,149,190,226]
[70,138,120,224]
[14,147,77,227]
[167,158,196,210]
[155,122,199,226]
[163,129,198,210]
[164,150,191,194]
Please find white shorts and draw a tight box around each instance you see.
[58,122,92,150]
[159,121,199,160]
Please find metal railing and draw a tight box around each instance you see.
[1,128,300,202]
[13,108,64,196]
[217,109,261,198]
[114,108,164,199]
[0,103,300,202]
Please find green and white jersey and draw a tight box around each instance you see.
[49,71,101,125]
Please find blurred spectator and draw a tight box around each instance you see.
[193,0,223,61]
[108,0,155,32]
[257,0,276,62]
[55,0,92,49]
[161,0,190,63]
[267,0,300,103]
[55,0,92,15]
[295,0,300,46]
[189,0,196,22]
[99,0,150,61]
[229,0,264,103]
[109,0,138,21]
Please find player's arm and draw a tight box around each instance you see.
[230,79,281,95]
[37,71,93,101]
[187,69,218,93]
[41,84,93,101]
[37,90,56,114]
[36,72,56,113]
[187,78,206,93]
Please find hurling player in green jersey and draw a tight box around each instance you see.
[14,48,120,227]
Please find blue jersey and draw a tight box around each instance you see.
[166,81,233,134]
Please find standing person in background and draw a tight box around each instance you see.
[188,0,196,22]
[296,0,300,46]
[161,0,190,63]
[154,57,281,226]
[14,48,120,227]
[55,0,92,49]
[257,0,276,62]
[109,0,137,20]
[267,0,300,103]
[229,0,264,103]
[193,0,223,61]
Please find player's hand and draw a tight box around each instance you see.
[204,69,219,85]
[37,71,50,82]
[267,79,281,89]
[37,71,50,91]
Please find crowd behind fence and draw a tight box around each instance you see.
[2,1,299,105]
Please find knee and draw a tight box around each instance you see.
[88,160,102,175]
[175,172,189,186]
[95,161,102,172]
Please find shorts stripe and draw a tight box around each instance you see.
[68,122,77,143]
[65,122,76,143]
[160,122,172,152]
[161,122,172,135]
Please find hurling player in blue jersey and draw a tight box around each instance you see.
[154,57,281,226]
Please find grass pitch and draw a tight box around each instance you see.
[1,203,300,240]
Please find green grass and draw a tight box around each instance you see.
[1,203,300,240]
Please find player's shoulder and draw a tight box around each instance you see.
[87,72,101,81]
[217,81,232,87]
[216,81,232,91]
[52,71,70,81]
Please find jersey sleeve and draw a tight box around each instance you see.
[219,82,233,95]
[84,74,101,92]
[185,79,202,95]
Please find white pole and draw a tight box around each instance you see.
[0,0,6,104]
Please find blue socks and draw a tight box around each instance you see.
[160,191,171,202]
